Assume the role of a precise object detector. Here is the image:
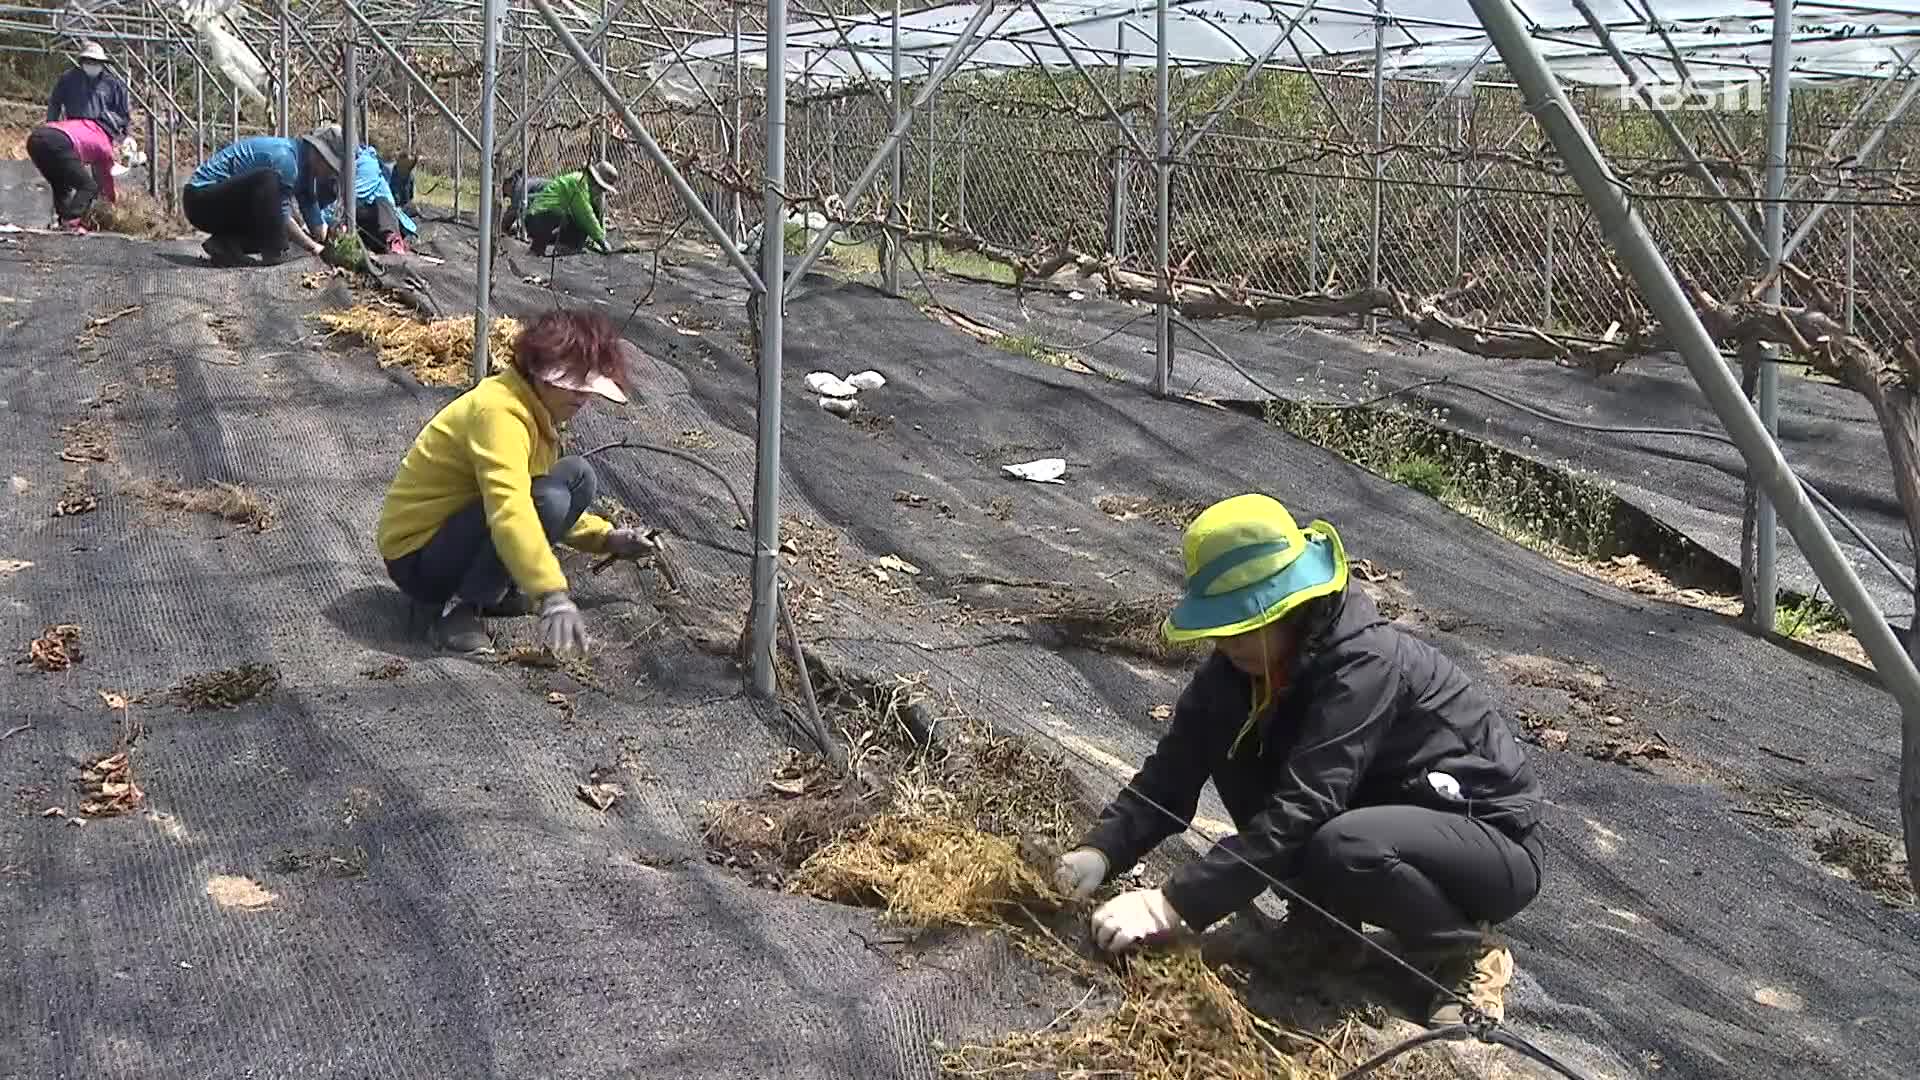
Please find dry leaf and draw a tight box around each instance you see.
[546,692,570,705]
[873,554,922,576]
[1150,704,1174,722]
[40,806,64,818]
[0,558,29,575]
[768,775,809,797]
[99,690,133,710]
[577,782,623,811]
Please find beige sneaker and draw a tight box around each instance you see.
[1425,935,1515,1026]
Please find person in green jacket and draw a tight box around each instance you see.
[375,308,654,655]
[524,160,618,256]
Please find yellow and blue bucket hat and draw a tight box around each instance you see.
[1164,494,1349,643]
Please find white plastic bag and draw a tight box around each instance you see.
[818,397,857,417]
[1002,458,1067,484]
[804,371,857,398]
[183,0,268,106]
[845,370,886,391]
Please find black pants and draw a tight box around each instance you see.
[182,167,287,257]
[385,456,598,609]
[26,127,97,221]
[1291,805,1543,953]
[352,199,405,251]
[525,210,585,255]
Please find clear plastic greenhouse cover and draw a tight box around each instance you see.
[649,0,1920,102]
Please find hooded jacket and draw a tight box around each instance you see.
[47,65,129,140]
[1080,584,1541,933]
[526,172,609,251]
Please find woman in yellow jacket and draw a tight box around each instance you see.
[376,309,654,655]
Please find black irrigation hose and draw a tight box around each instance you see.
[1172,313,1916,596]
[1337,1023,1598,1080]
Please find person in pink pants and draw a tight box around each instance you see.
[25,116,118,232]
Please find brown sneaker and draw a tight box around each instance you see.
[1425,934,1515,1026]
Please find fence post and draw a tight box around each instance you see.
[143,30,157,198]
[452,78,463,218]
[1452,93,1464,280]
[164,45,177,212]
[1844,195,1858,333]
[1152,0,1172,395]
[956,105,967,229]
[1543,200,1556,324]
[925,84,936,266]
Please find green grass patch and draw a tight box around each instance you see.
[1775,595,1849,641]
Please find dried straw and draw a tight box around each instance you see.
[82,190,188,239]
[790,812,1060,928]
[312,304,519,387]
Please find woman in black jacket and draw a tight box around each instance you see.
[1052,493,1544,1026]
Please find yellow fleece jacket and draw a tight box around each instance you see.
[376,368,612,597]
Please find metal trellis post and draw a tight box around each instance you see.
[1368,0,1383,332]
[1153,0,1171,396]
[144,31,157,198]
[1753,0,1792,630]
[342,35,357,235]
[472,0,503,384]
[278,0,289,135]
[730,3,742,242]
[751,0,789,696]
[886,0,903,293]
[1111,20,1127,259]
[453,77,463,219]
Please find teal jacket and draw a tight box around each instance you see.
[526,171,608,251]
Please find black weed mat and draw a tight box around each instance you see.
[2,171,1915,1079]
[0,206,1070,1077]
[402,223,1920,1078]
[921,272,1913,623]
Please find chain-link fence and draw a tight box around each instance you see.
[95,4,1920,364]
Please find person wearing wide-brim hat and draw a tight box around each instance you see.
[182,124,344,266]
[1051,493,1545,1026]
[523,159,620,256]
[46,40,130,143]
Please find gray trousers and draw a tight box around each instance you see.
[385,455,598,609]
[1291,804,1543,953]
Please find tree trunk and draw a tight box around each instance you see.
[1856,384,1920,897]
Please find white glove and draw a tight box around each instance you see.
[538,591,589,656]
[1052,847,1109,900]
[1091,888,1187,953]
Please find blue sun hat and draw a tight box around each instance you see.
[1164,494,1350,643]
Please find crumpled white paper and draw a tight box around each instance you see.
[1002,458,1067,484]
[846,370,886,391]
[804,371,857,398]
[818,396,857,417]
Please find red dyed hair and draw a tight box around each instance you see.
[511,309,633,393]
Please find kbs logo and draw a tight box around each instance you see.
[1614,79,1767,112]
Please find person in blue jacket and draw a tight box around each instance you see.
[183,125,344,266]
[318,143,418,255]
[46,41,129,142]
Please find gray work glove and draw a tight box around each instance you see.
[604,527,658,559]
[538,591,589,656]
[1052,846,1110,901]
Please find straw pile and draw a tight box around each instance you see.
[941,948,1411,1080]
[134,479,274,532]
[82,189,187,239]
[1017,592,1203,665]
[706,667,1427,1080]
[312,304,519,387]
[791,813,1059,928]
